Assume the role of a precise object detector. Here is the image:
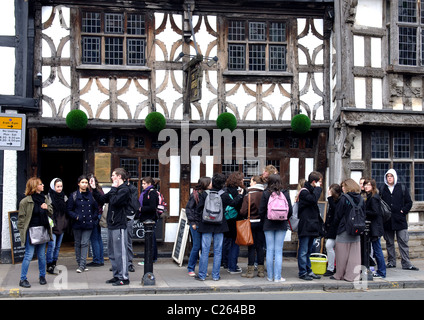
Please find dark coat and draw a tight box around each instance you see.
[324,196,339,239]
[332,192,364,236]
[224,186,244,239]
[68,190,98,230]
[258,189,292,232]
[379,184,412,231]
[298,182,323,237]
[185,190,202,226]
[365,192,384,238]
[139,187,159,222]
[92,183,130,230]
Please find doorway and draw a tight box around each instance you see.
[40,150,84,245]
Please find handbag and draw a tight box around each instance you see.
[235,194,254,246]
[28,226,50,245]
[380,198,392,223]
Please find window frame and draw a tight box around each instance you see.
[77,9,151,72]
[224,16,293,78]
[370,129,424,202]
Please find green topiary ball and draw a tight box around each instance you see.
[145,112,166,133]
[66,109,88,130]
[216,112,237,131]
[291,114,311,134]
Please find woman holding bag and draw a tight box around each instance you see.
[18,177,53,288]
[239,175,265,278]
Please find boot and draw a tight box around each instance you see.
[46,262,55,275]
[241,265,255,278]
[257,265,265,278]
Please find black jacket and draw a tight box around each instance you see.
[333,192,364,236]
[298,182,323,237]
[258,189,292,232]
[324,196,339,239]
[67,190,98,230]
[139,187,159,222]
[379,184,412,231]
[365,192,384,238]
[92,183,130,230]
[186,190,202,226]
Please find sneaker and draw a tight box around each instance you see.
[188,271,196,277]
[112,279,130,286]
[373,273,382,279]
[274,278,286,283]
[39,276,47,285]
[19,279,31,288]
[308,272,321,280]
[212,277,221,281]
[128,265,135,272]
[387,263,396,268]
[228,269,242,274]
[299,274,313,281]
[76,267,84,273]
[323,270,334,276]
[194,275,205,281]
[403,266,419,271]
[138,261,144,266]
[106,277,119,284]
[87,262,104,267]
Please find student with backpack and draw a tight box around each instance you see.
[330,178,364,282]
[258,174,293,282]
[297,171,323,281]
[185,176,212,277]
[195,173,243,281]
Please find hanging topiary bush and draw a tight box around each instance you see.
[66,109,88,130]
[145,111,166,133]
[216,112,237,131]
[291,113,311,134]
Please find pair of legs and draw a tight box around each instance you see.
[198,232,224,280]
[265,229,286,281]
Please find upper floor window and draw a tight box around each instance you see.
[227,20,287,72]
[397,0,424,66]
[81,11,146,66]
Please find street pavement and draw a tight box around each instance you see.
[1,254,424,299]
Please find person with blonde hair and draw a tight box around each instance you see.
[18,177,53,288]
[331,178,363,282]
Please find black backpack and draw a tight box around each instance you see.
[126,183,141,219]
[343,194,366,236]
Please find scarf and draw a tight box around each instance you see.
[139,185,153,208]
[49,188,67,214]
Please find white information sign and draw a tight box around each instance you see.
[0,113,26,151]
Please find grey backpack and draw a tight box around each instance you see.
[202,190,225,224]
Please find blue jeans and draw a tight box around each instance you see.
[187,225,202,273]
[298,236,315,277]
[198,232,224,280]
[46,233,64,264]
[20,232,47,281]
[90,224,104,264]
[227,238,240,272]
[372,237,386,277]
[264,230,286,281]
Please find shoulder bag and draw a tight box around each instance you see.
[235,193,254,246]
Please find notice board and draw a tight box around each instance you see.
[8,211,25,264]
[172,209,190,267]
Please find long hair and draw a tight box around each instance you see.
[193,176,211,203]
[363,178,378,196]
[267,174,285,194]
[25,177,43,196]
[341,178,360,193]
[225,171,244,188]
[329,183,342,201]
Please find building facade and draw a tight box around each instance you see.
[0,0,423,262]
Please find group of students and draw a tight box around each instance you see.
[186,167,419,283]
[17,169,159,288]
[185,165,297,282]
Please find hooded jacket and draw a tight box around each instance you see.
[379,169,413,231]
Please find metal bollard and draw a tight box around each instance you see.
[142,219,156,286]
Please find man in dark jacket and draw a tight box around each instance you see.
[297,171,323,280]
[91,168,132,285]
[379,169,418,271]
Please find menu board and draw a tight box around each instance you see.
[8,211,25,264]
